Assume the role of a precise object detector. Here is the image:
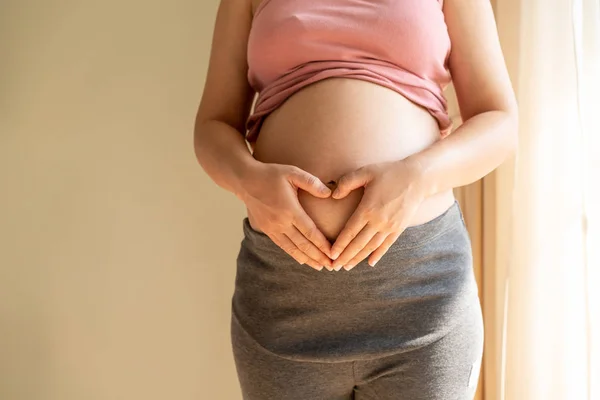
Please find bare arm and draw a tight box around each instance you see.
[193,0,334,270]
[193,0,257,199]
[405,0,519,195]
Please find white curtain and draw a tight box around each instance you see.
[493,0,600,398]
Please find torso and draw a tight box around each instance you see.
[247,0,455,241]
[247,77,455,241]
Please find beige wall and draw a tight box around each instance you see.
[0,1,246,399]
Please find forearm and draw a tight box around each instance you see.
[406,110,519,197]
[193,119,259,200]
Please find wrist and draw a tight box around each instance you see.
[231,156,265,202]
[402,154,435,199]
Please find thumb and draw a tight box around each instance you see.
[332,167,372,199]
[288,168,332,198]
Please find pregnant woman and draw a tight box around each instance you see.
[194,0,517,398]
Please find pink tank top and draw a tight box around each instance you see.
[245,0,453,143]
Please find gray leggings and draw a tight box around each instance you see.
[230,201,484,399]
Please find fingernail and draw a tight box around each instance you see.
[343,264,354,271]
[334,265,343,271]
[369,260,378,267]
[331,251,340,260]
[317,266,324,271]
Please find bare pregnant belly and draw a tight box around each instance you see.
[248,78,455,241]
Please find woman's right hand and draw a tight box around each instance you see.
[238,162,334,271]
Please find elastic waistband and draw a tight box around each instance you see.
[241,200,464,255]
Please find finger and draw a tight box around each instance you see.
[293,211,333,259]
[286,226,333,270]
[368,230,403,267]
[269,233,307,265]
[288,167,332,199]
[332,223,378,271]
[274,233,324,271]
[344,232,388,271]
[330,207,369,260]
[332,167,372,199]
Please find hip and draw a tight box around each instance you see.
[232,200,480,362]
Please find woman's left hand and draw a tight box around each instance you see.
[329,159,426,271]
